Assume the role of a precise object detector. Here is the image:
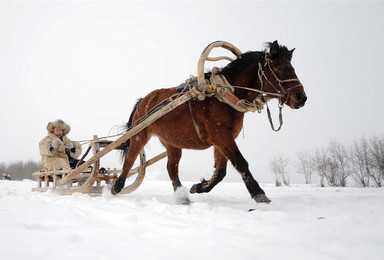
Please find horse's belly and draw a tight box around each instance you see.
[159,135,211,150]
[150,113,211,150]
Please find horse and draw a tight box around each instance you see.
[112,40,307,204]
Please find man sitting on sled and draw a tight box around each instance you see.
[39,119,82,171]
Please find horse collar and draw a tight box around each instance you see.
[209,67,264,113]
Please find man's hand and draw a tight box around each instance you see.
[50,140,60,151]
[51,140,60,149]
[65,142,74,149]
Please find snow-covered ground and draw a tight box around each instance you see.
[0,176,383,260]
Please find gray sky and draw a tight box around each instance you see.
[1,1,383,183]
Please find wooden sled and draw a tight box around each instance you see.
[32,41,242,195]
[32,135,167,195]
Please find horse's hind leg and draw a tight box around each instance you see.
[112,132,149,194]
[190,147,227,193]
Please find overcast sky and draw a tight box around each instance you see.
[1,1,383,183]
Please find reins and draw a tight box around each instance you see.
[76,91,188,146]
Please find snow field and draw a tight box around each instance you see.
[0,178,383,259]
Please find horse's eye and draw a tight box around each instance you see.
[278,66,284,72]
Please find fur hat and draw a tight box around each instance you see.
[47,119,71,135]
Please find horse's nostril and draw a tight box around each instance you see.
[295,92,307,107]
[302,95,307,104]
[296,93,307,102]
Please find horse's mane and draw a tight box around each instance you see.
[220,42,292,76]
[220,51,264,75]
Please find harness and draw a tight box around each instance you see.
[179,56,303,132]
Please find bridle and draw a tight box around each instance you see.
[260,56,303,104]
[232,55,303,132]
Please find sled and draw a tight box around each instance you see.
[31,41,243,195]
[32,135,168,195]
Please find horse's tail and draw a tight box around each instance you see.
[120,98,142,162]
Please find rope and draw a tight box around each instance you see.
[266,102,284,132]
[75,90,189,148]
[188,101,204,143]
[76,132,124,146]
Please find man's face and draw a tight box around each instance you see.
[53,128,63,138]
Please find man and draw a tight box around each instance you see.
[39,119,82,171]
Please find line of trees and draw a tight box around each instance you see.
[270,135,384,187]
[0,160,42,181]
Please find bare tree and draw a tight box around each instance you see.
[327,140,351,187]
[0,162,6,174]
[369,135,384,187]
[313,148,329,187]
[296,151,315,184]
[350,137,372,187]
[270,154,290,186]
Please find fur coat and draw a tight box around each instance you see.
[39,120,82,171]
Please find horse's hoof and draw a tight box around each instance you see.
[174,198,191,205]
[111,185,122,195]
[173,186,192,205]
[190,184,198,194]
[253,194,271,204]
[111,178,125,195]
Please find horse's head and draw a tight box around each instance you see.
[261,41,307,109]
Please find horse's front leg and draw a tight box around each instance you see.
[165,146,191,204]
[166,146,183,191]
[190,147,227,193]
[211,136,271,203]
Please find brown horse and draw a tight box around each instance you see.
[112,41,307,203]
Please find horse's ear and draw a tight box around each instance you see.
[269,40,279,59]
[289,48,295,60]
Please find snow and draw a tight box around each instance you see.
[0,177,383,260]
